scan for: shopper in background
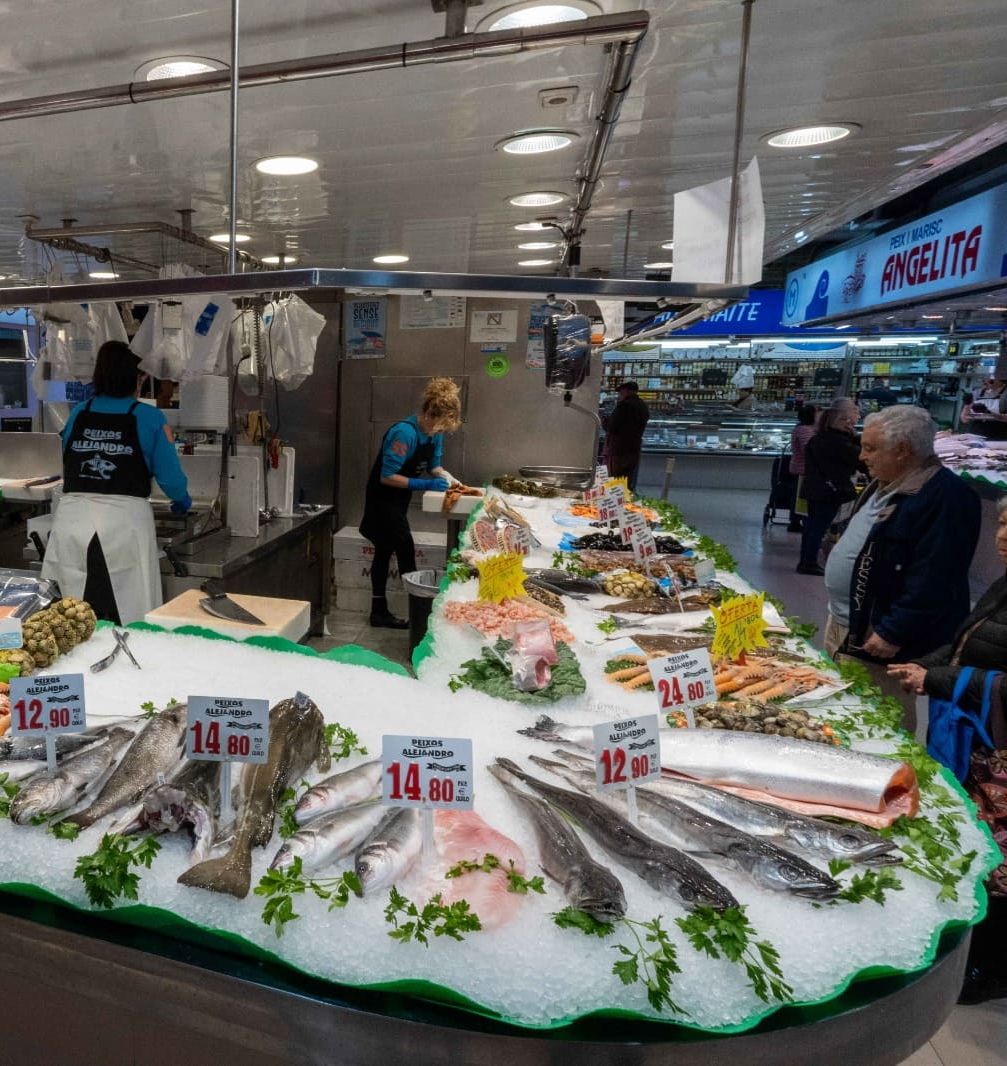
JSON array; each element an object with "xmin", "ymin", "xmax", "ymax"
[
  {"xmin": 359, "ymin": 377, "xmax": 463, "ymax": 629},
  {"xmin": 786, "ymin": 404, "xmax": 818, "ymax": 533},
  {"xmin": 823, "ymin": 404, "xmax": 980, "ymax": 731},
  {"xmin": 888, "ymin": 498, "xmax": 1007, "ymax": 1004},
  {"xmin": 42, "ymin": 341, "xmax": 191, "ymax": 625},
  {"xmin": 796, "ymin": 398, "xmax": 859, "ymax": 575},
  {"xmin": 961, "ymin": 376, "xmax": 1007, "ymax": 440},
  {"xmin": 857, "ymin": 376, "xmax": 899, "ymax": 409},
  {"xmin": 603, "ymin": 381, "xmax": 650, "ymax": 492}
]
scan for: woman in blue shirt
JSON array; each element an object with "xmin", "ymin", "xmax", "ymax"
[
  {"xmin": 42, "ymin": 341, "xmax": 191, "ymax": 624},
  {"xmin": 359, "ymin": 377, "xmax": 462, "ymax": 628}
]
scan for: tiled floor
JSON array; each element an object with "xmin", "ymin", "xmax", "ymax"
[{"xmin": 314, "ymin": 486, "xmax": 1006, "ymax": 1063}]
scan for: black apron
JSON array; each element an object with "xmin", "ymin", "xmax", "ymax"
[
  {"xmin": 359, "ymin": 421, "xmax": 435, "ymax": 548},
  {"xmin": 976, "ymin": 386, "xmax": 1007, "ymax": 441},
  {"xmin": 63, "ymin": 399, "xmax": 152, "ymax": 497}
]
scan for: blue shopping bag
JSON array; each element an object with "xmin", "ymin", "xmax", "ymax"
[{"xmin": 926, "ymin": 666, "xmax": 1000, "ymax": 782}]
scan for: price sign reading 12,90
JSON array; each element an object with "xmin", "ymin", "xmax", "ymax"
[
  {"xmin": 382, "ymin": 735, "xmax": 474, "ymax": 810},
  {"xmin": 9, "ymin": 673, "xmax": 86, "ymax": 737},
  {"xmin": 592, "ymin": 713, "xmax": 661, "ymax": 793},
  {"xmin": 186, "ymin": 697, "xmax": 270, "ymax": 764}
]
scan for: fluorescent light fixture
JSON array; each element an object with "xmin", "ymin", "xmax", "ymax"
[
  {"xmin": 518, "ymin": 259, "xmax": 554, "ymax": 267},
  {"xmin": 984, "ymin": 305, "xmax": 1007, "ymax": 312},
  {"xmin": 515, "ymin": 221, "xmax": 552, "ymax": 231},
  {"xmin": 660, "ymin": 241, "xmax": 674, "ymax": 251},
  {"xmin": 254, "ymin": 156, "xmax": 318, "ymax": 176},
  {"xmin": 509, "ymin": 191, "xmax": 568, "ymax": 207},
  {"xmin": 852, "ymin": 336, "xmax": 939, "ymax": 345},
  {"xmin": 136, "ymin": 56, "xmax": 226, "ymax": 81},
  {"xmin": 920, "ymin": 313, "xmax": 944, "ymax": 320},
  {"xmin": 480, "ymin": 2, "xmax": 598, "ymax": 32},
  {"xmin": 660, "ymin": 340, "xmax": 742, "ymax": 350},
  {"xmin": 764, "ymin": 123, "xmax": 859, "ymax": 149},
  {"xmin": 644, "ymin": 261, "xmax": 674, "ymax": 270},
  {"xmin": 834, "ymin": 323, "xmax": 852, "ymax": 329},
  {"xmin": 209, "ymin": 232, "xmax": 251, "ymax": 244},
  {"xmin": 261, "ymin": 255, "xmax": 298, "ymax": 265},
  {"xmin": 518, "ymin": 241, "xmax": 559, "ymax": 250},
  {"xmin": 373, "ymin": 254, "xmax": 410, "ymax": 265},
  {"xmin": 498, "ymin": 130, "xmax": 578, "ymax": 155},
  {"xmin": 89, "ymin": 271, "xmax": 119, "ymax": 280}
]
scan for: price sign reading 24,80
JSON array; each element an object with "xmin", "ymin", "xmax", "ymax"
[{"xmin": 382, "ymin": 735, "xmax": 474, "ymax": 810}]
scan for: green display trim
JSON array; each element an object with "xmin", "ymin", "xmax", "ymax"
[{"xmin": 959, "ymin": 470, "xmax": 1007, "ymax": 491}]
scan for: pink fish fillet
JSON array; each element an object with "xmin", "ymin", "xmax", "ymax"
[{"xmin": 422, "ymin": 810, "xmax": 528, "ymax": 930}]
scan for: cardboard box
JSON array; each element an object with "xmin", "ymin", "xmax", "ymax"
[
  {"xmin": 335, "ymin": 585, "xmax": 407, "ymax": 615},
  {"xmin": 333, "ymin": 526, "xmax": 447, "ymax": 591}
]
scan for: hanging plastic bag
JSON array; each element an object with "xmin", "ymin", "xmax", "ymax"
[
  {"xmin": 730, "ymin": 364, "xmax": 756, "ymax": 389},
  {"xmin": 268, "ymin": 295, "xmax": 325, "ymax": 390},
  {"xmin": 133, "ymin": 294, "xmax": 234, "ymax": 381}
]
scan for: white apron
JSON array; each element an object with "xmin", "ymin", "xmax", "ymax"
[{"xmin": 42, "ymin": 493, "xmax": 162, "ymax": 624}]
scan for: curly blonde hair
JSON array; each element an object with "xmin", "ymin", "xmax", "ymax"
[{"xmin": 422, "ymin": 377, "xmax": 462, "ymax": 433}]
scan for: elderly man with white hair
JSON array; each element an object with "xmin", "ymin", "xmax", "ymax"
[{"xmin": 822, "ymin": 404, "xmax": 980, "ymax": 730}]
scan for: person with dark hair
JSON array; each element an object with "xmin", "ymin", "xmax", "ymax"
[
  {"xmin": 786, "ymin": 404, "xmax": 818, "ymax": 532},
  {"xmin": 603, "ymin": 381, "xmax": 649, "ymax": 491},
  {"xmin": 42, "ymin": 341, "xmax": 191, "ymax": 624}
]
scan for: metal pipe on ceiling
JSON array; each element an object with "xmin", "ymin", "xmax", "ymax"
[
  {"xmin": 724, "ymin": 0, "xmax": 755, "ymax": 284},
  {"xmin": 227, "ymin": 0, "xmax": 241, "ymax": 275},
  {"xmin": 0, "ymin": 13, "xmax": 648, "ymax": 123}
]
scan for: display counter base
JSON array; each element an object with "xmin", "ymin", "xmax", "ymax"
[
  {"xmin": 639, "ymin": 450, "xmax": 775, "ymax": 491},
  {"xmin": 0, "ymin": 896, "xmax": 969, "ymax": 1066}
]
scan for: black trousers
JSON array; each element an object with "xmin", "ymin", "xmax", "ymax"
[
  {"xmin": 799, "ymin": 500, "xmax": 839, "ymax": 568},
  {"xmin": 369, "ymin": 531, "xmax": 416, "ymax": 601}
]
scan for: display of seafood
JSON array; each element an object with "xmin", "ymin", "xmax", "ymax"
[
  {"xmin": 631, "ymin": 634, "xmax": 712, "ymax": 656},
  {"xmin": 714, "ymin": 660, "xmax": 837, "ymax": 700},
  {"xmin": 571, "ymin": 531, "xmax": 686, "ymax": 554},
  {"xmin": 506, "ymin": 619, "xmax": 559, "ymax": 692},
  {"xmin": 271, "ymin": 801, "xmax": 387, "ymax": 875},
  {"xmin": 522, "ymin": 582, "xmax": 565, "ymax": 614},
  {"xmin": 444, "ymin": 598, "xmax": 575, "ymax": 644},
  {"xmin": 608, "ymin": 589, "xmax": 720, "ymax": 614},
  {"xmin": 0, "ymin": 597, "xmax": 98, "ymax": 673},
  {"xmin": 527, "ymin": 569, "xmax": 601, "ymax": 595},
  {"xmin": 294, "ymin": 759, "xmax": 383, "ymax": 825},
  {"xmin": 492, "ymin": 474, "xmax": 559, "ymax": 498},
  {"xmin": 669, "ymin": 701, "xmax": 838, "ymax": 744},
  {"xmin": 355, "ymin": 807, "xmax": 422, "ymax": 894},
  {"xmin": 441, "ymin": 484, "xmax": 483, "ymax": 513},
  {"xmin": 602, "ymin": 570, "xmax": 657, "ymax": 599},
  {"xmin": 569, "ymin": 502, "xmax": 658, "ymax": 522},
  {"xmin": 483, "ymin": 495, "xmax": 533, "ymax": 530}
]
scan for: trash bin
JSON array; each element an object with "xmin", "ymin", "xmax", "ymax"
[{"xmin": 402, "ymin": 569, "xmax": 443, "ymax": 654}]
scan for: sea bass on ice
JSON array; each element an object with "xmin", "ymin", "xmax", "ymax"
[
  {"xmin": 179, "ymin": 695, "xmax": 330, "ymax": 898},
  {"xmin": 293, "ymin": 759, "xmax": 382, "ymax": 826},
  {"xmin": 494, "ymin": 758, "xmax": 736, "ymax": 912},
  {"xmin": 489, "ymin": 761, "xmax": 626, "ymax": 922},
  {"xmin": 354, "ymin": 808, "xmax": 422, "ymax": 895},
  {"xmin": 270, "ymin": 800, "xmax": 386, "ymax": 875},
  {"xmin": 0, "ymin": 721, "xmax": 136, "ymax": 764},
  {"xmin": 64, "ymin": 706, "xmax": 188, "ymax": 829},
  {"xmin": 123, "ymin": 760, "xmax": 223, "ymax": 864},
  {"xmin": 9, "ymin": 729, "xmax": 133, "ymax": 825}
]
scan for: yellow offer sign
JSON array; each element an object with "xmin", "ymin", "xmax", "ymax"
[
  {"xmin": 478, "ymin": 552, "xmax": 527, "ymax": 603},
  {"xmin": 604, "ymin": 476, "xmax": 631, "ymax": 502},
  {"xmin": 710, "ymin": 592, "xmax": 768, "ymax": 661}
]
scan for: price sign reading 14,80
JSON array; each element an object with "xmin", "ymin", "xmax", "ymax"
[
  {"xmin": 592, "ymin": 713, "xmax": 661, "ymax": 793},
  {"xmin": 186, "ymin": 696, "xmax": 270, "ymax": 764},
  {"xmin": 382, "ymin": 735, "xmax": 474, "ymax": 809}
]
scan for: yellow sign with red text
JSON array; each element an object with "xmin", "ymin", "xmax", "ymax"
[
  {"xmin": 710, "ymin": 592, "xmax": 768, "ymax": 661},
  {"xmin": 604, "ymin": 477, "xmax": 631, "ymax": 503},
  {"xmin": 478, "ymin": 552, "xmax": 527, "ymax": 604}
]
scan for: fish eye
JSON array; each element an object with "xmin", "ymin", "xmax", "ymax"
[
  {"xmin": 780, "ymin": 864, "xmax": 801, "ymax": 882},
  {"xmin": 840, "ymin": 834, "xmax": 861, "ymax": 847},
  {"xmin": 679, "ymin": 884, "xmax": 697, "ymax": 901}
]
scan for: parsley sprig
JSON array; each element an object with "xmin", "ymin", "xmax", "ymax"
[
  {"xmin": 0, "ymin": 772, "xmax": 20, "ymax": 818},
  {"xmin": 325, "ymin": 722, "xmax": 368, "ymax": 762},
  {"xmin": 384, "ymin": 886, "xmax": 482, "ymax": 945},
  {"xmin": 596, "ymin": 615, "xmax": 619, "ymax": 636},
  {"xmin": 444, "ymin": 852, "xmax": 546, "ymax": 895},
  {"xmin": 277, "ymin": 787, "xmax": 300, "ymax": 840},
  {"xmin": 820, "ymin": 860, "xmax": 904, "ymax": 906},
  {"xmin": 73, "ymin": 833, "xmax": 161, "ymax": 909},
  {"xmin": 549, "ymin": 550, "xmax": 599, "ymax": 578},
  {"xmin": 254, "ymin": 856, "xmax": 363, "ymax": 937}
]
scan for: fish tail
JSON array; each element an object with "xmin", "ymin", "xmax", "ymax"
[
  {"xmin": 493, "ymin": 757, "xmax": 529, "ymax": 782},
  {"xmin": 62, "ymin": 805, "xmax": 99, "ymax": 829},
  {"xmin": 177, "ymin": 841, "xmax": 252, "ymax": 898},
  {"xmin": 528, "ymin": 754, "xmax": 570, "ymax": 775},
  {"xmin": 516, "ymin": 715, "xmax": 562, "ymax": 742}
]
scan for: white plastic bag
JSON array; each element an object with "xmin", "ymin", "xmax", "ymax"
[
  {"xmin": 133, "ymin": 294, "xmax": 234, "ymax": 381},
  {"xmin": 730, "ymin": 364, "xmax": 756, "ymax": 389},
  {"xmin": 268, "ymin": 295, "xmax": 325, "ymax": 390}
]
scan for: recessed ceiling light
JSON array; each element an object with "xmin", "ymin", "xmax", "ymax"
[
  {"xmin": 984, "ymin": 306, "xmax": 1007, "ymax": 312},
  {"xmin": 498, "ymin": 130, "xmax": 578, "ymax": 155},
  {"xmin": 136, "ymin": 56, "xmax": 226, "ymax": 81},
  {"xmin": 209, "ymin": 232, "xmax": 251, "ymax": 244},
  {"xmin": 518, "ymin": 241, "xmax": 559, "ymax": 250},
  {"xmin": 835, "ymin": 323, "xmax": 852, "ymax": 329},
  {"xmin": 518, "ymin": 258, "xmax": 554, "ymax": 267},
  {"xmin": 373, "ymin": 254, "xmax": 410, "ymax": 265},
  {"xmin": 254, "ymin": 156, "xmax": 319, "ymax": 176},
  {"xmin": 480, "ymin": 2, "xmax": 599, "ymax": 32},
  {"xmin": 261, "ymin": 255, "xmax": 299, "ymax": 265},
  {"xmin": 515, "ymin": 222, "xmax": 551, "ymax": 232},
  {"xmin": 764, "ymin": 123, "xmax": 859, "ymax": 148},
  {"xmin": 921, "ymin": 313, "xmax": 944, "ymax": 320},
  {"xmin": 509, "ymin": 191, "xmax": 568, "ymax": 207},
  {"xmin": 660, "ymin": 241, "xmax": 674, "ymax": 251},
  {"xmin": 89, "ymin": 271, "xmax": 119, "ymax": 280},
  {"xmin": 643, "ymin": 261, "xmax": 674, "ymax": 270}
]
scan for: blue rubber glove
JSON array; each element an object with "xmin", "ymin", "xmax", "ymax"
[
  {"xmin": 170, "ymin": 494, "xmax": 193, "ymax": 515},
  {"xmin": 407, "ymin": 477, "xmax": 450, "ymax": 492}
]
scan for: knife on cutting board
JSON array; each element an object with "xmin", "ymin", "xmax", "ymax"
[{"xmin": 198, "ymin": 581, "xmax": 266, "ymax": 626}]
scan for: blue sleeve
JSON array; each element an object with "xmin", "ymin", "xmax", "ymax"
[
  {"xmin": 432, "ymin": 433, "xmax": 444, "ymax": 470},
  {"xmin": 380, "ymin": 422, "xmax": 419, "ymax": 478},
  {"xmin": 136, "ymin": 406, "xmax": 189, "ymax": 502},
  {"xmin": 61, "ymin": 402, "xmax": 86, "ymax": 445}
]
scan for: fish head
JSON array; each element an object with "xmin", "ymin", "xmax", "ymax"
[
  {"xmin": 268, "ymin": 840, "xmax": 300, "ymax": 872},
  {"xmin": 355, "ymin": 848, "xmax": 397, "ymax": 893},
  {"xmin": 753, "ymin": 855, "xmax": 841, "ymax": 900},
  {"xmin": 293, "ymin": 791, "xmax": 328, "ymax": 825},
  {"xmin": 790, "ymin": 823, "xmax": 898, "ymax": 865},
  {"xmin": 9, "ymin": 779, "xmax": 71, "ymax": 825},
  {"xmin": 565, "ymin": 865, "xmax": 627, "ymax": 923},
  {"xmin": 673, "ymin": 870, "xmax": 738, "ymax": 912}
]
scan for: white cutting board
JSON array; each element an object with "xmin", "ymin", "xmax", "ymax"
[{"xmin": 145, "ymin": 589, "xmax": 310, "ymax": 642}]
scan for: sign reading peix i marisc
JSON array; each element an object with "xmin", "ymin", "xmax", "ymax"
[{"xmin": 783, "ymin": 180, "xmax": 1007, "ymax": 324}]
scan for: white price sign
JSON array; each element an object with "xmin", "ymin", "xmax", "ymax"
[
  {"xmin": 509, "ymin": 525, "xmax": 532, "ymax": 555},
  {"xmin": 650, "ymin": 649, "xmax": 716, "ymax": 725},
  {"xmin": 621, "ymin": 510, "xmax": 648, "ymax": 546},
  {"xmin": 9, "ymin": 673, "xmax": 86, "ymax": 737},
  {"xmin": 598, "ymin": 492, "xmax": 620, "ymax": 524},
  {"xmin": 693, "ymin": 559, "xmax": 716, "ymax": 585},
  {"xmin": 186, "ymin": 696, "xmax": 270, "ymax": 763},
  {"xmin": 630, "ymin": 526, "xmax": 658, "ymax": 565},
  {"xmin": 594, "ymin": 464, "xmax": 609, "ymax": 487},
  {"xmin": 0, "ymin": 617, "xmax": 23, "ymax": 650},
  {"xmin": 382, "ymin": 735, "xmax": 474, "ymax": 809},
  {"xmin": 584, "ymin": 484, "xmax": 606, "ymax": 503},
  {"xmin": 592, "ymin": 713, "xmax": 661, "ymax": 793}
]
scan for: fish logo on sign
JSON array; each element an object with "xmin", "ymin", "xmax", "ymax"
[
  {"xmin": 80, "ymin": 456, "xmax": 116, "ymax": 480},
  {"xmin": 487, "ymin": 312, "xmax": 502, "ymax": 327}
]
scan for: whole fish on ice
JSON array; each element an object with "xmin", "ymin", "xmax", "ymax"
[
  {"xmin": 179, "ymin": 695, "xmax": 330, "ymax": 898},
  {"xmin": 293, "ymin": 759, "xmax": 382, "ymax": 826},
  {"xmin": 0, "ymin": 721, "xmax": 135, "ymax": 764},
  {"xmin": 489, "ymin": 761, "xmax": 626, "ymax": 922},
  {"xmin": 122, "ymin": 760, "xmax": 222, "ymax": 864},
  {"xmin": 494, "ymin": 758, "xmax": 736, "ymax": 912},
  {"xmin": 271, "ymin": 800, "xmax": 386, "ymax": 874},
  {"xmin": 354, "ymin": 807, "xmax": 422, "ymax": 895}
]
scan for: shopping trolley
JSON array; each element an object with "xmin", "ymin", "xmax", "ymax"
[{"xmin": 762, "ymin": 447, "xmax": 799, "ymax": 529}]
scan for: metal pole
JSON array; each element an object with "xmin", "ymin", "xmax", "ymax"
[
  {"xmin": 228, "ymin": 0, "xmax": 240, "ymax": 275},
  {"xmin": 724, "ymin": 0, "xmax": 754, "ymax": 285},
  {"xmin": 622, "ymin": 209, "xmax": 633, "ymax": 275}
]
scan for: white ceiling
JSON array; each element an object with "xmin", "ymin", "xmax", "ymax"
[{"xmin": 0, "ymin": 0, "xmax": 1006, "ymax": 283}]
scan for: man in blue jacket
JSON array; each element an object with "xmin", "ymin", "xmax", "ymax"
[{"xmin": 823, "ymin": 404, "xmax": 980, "ymax": 732}]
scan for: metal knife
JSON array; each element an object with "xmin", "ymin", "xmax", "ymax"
[{"xmin": 198, "ymin": 581, "xmax": 266, "ymax": 626}]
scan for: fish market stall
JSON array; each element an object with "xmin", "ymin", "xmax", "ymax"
[{"xmin": 0, "ymin": 485, "xmax": 997, "ymax": 1063}]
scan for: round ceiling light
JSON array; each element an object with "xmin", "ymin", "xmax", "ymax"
[
  {"xmin": 89, "ymin": 271, "xmax": 119, "ymax": 280},
  {"xmin": 136, "ymin": 56, "xmax": 226, "ymax": 81},
  {"xmin": 261, "ymin": 255, "xmax": 299, "ymax": 265},
  {"xmin": 518, "ymin": 241, "xmax": 559, "ymax": 250},
  {"xmin": 498, "ymin": 130, "xmax": 578, "ymax": 155},
  {"xmin": 480, "ymin": 2, "xmax": 599, "ymax": 31},
  {"xmin": 373, "ymin": 254, "xmax": 410, "ymax": 265},
  {"xmin": 514, "ymin": 221, "xmax": 552, "ymax": 231},
  {"xmin": 209, "ymin": 232, "xmax": 251, "ymax": 244},
  {"xmin": 519, "ymin": 258, "xmax": 554, "ymax": 267},
  {"xmin": 509, "ymin": 191, "xmax": 568, "ymax": 207},
  {"xmin": 643, "ymin": 261, "xmax": 674, "ymax": 270},
  {"xmin": 254, "ymin": 156, "xmax": 319, "ymax": 176},
  {"xmin": 764, "ymin": 123, "xmax": 859, "ymax": 148},
  {"xmin": 660, "ymin": 241, "xmax": 674, "ymax": 251}
]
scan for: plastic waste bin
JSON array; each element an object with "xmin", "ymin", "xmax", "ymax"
[{"xmin": 402, "ymin": 569, "xmax": 443, "ymax": 654}]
